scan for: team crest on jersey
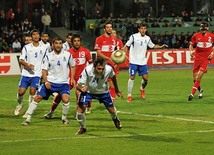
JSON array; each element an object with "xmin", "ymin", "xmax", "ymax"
[{"xmin": 40, "ymin": 50, "xmax": 43, "ymax": 54}]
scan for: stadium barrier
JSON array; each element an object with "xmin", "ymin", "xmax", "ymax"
[{"xmin": 1, "ymin": 49, "xmax": 214, "ymax": 75}]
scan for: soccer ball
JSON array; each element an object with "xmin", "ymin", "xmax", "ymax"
[{"xmin": 111, "ymin": 50, "xmax": 126, "ymax": 64}]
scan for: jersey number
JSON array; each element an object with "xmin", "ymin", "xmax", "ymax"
[{"xmin": 57, "ymin": 61, "xmax": 61, "ymax": 66}]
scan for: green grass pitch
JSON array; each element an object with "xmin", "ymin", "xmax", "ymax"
[{"xmin": 0, "ymin": 69, "xmax": 214, "ymax": 155}]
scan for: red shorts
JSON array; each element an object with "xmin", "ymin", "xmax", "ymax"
[{"xmin": 193, "ymin": 59, "xmax": 210, "ymax": 73}]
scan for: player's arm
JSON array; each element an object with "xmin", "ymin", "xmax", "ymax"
[
  {"xmin": 70, "ymin": 65, "xmax": 76, "ymax": 87},
  {"xmin": 42, "ymin": 69, "xmax": 51, "ymax": 89},
  {"xmin": 189, "ymin": 44, "xmax": 194, "ymax": 57},
  {"xmin": 19, "ymin": 59, "xmax": 34, "ymax": 70},
  {"xmin": 153, "ymin": 44, "xmax": 168, "ymax": 48},
  {"xmin": 96, "ymin": 49, "xmax": 111, "ymax": 61},
  {"xmin": 111, "ymin": 75, "xmax": 123, "ymax": 98},
  {"xmin": 208, "ymin": 47, "xmax": 214, "ymax": 60}
]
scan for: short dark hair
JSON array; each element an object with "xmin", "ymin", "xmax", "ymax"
[
  {"xmin": 103, "ymin": 21, "xmax": 112, "ymax": 29},
  {"xmin": 71, "ymin": 34, "xmax": 81, "ymax": 42},
  {"xmin": 66, "ymin": 33, "xmax": 73, "ymax": 38},
  {"xmin": 52, "ymin": 37, "xmax": 62, "ymax": 43},
  {"xmin": 94, "ymin": 57, "xmax": 106, "ymax": 67},
  {"xmin": 138, "ymin": 23, "xmax": 148, "ymax": 29},
  {"xmin": 30, "ymin": 29, "xmax": 40, "ymax": 36}
]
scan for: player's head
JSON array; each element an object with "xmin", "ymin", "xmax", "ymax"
[
  {"xmin": 93, "ymin": 58, "xmax": 106, "ymax": 75},
  {"xmin": 66, "ymin": 33, "xmax": 73, "ymax": 44},
  {"xmin": 30, "ymin": 29, "xmax": 40, "ymax": 42},
  {"xmin": 24, "ymin": 35, "xmax": 32, "ymax": 44},
  {"xmin": 103, "ymin": 21, "xmax": 112, "ymax": 36},
  {"xmin": 40, "ymin": 32, "xmax": 49, "ymax": 43},
  {"xmin": 71, "ymin": 34, "xmax": 81, "ymax": 49},
  {"xmin": 138, "ymin": 23, "xmax": 148, "ymax": 37},
  {"xmin": 52, "ymin": 37, "xmax": 63, "ymax": 53},
  {"xmin": 111, "ymin": 29, "xmax": 117, "ymax": 37},
  {"xmin": 200, "ymin": 22, "xmax": 209, "ymax": 34}
]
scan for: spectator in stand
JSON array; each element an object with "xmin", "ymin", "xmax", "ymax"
[
  {"xmin": 41, "ymin": 11, "xmax": 51, "ymax": 34},
  {"xmin": 70, "ymin": 4, "xmax": 77, "ymax": 30},
  {"xmin": 0, "ymin": 37, "xmax": 9, "ymax": 53},
  {"xmin": 162, "ymin": 21, "xmax": 171, "ymax": 27},
  {"xmin": 12, "ymin": 38, "xmax": 21, "ymax": 52},
  {"xmin": 182, "ymin": 11, "xmax": 192, "ymax": 22},
  {"xmin": 32, "ymin": 9, "xmax": 42, "ymax": 31},
  {"xmin": 193, "ymin": 20, "xmax": 201, "ymax": 26},
  {"xmin": 151, "ymin": 20, "xmax": 160, "ymax": 27},
  {"xmin": 77, "ymin": 6, "xmax": 86, "ymax": 32},
  {"xmin": 204, "ymin": 14, "xmax": 213, "ymax": 26},
  {"xmin": 6, "ymin": 8, "xmax": 15, "ymax": 26},
  {"xmin": 144, "ymin": 15, "xmax": 153, "ymax": 23},
  {"xmin": 92, "ymin": 2, "xmax": 101, "ymax": 19},
  {"xmin": 158, "ymin": 4, "xmax": 167, "ymax": 18},
  {"xmin": 15, "ymin": 8, "xmax": 23, "ymax": 24},
  {"xmin": 51, "ymin": 0, "xmax": 62, "ymax": 27},
  {"xmin": 195, "ymin": 15, "xmax": 203, "ymax": 22}
]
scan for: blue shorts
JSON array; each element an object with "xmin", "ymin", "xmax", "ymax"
[
  {"xmin": 78, "ymin": 92, "xmax": 114, "ymax": 108},
  {"xmin": 36, "ymin": 83, "xmax": 70, "ymax": 100},
  {"xmin": 129, "ymin": 64, "xmax": 148, "ymax": 76},
  {"xmin": 18, "ymin": 76, "xmax": 41, "ymax": 89}
]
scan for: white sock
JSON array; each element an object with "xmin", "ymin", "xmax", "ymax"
[
  {"xmin": 28, "ymin": 95, "xmax": 34, "ymax": 105},
  {"xmin": 26, "ymin": 101, "xmax": 38, "ymax": 122},
  {"xmin": 62, "ymin": 102, "xmax": 70, "ymax": 116},
  {"xmin": 127, "ymin": 79, "xmax": 134, "ymax": 96},
  {"xmin": 110, "ymin": 107, "xmax": 117, "ymax": 119},
  {"xmin": 77, "ymin": 112, "xmax": 86, "ymax": 128},
  {"xmin": 17, "ymin": 93, "xmax": 23, "ymax": 105}
]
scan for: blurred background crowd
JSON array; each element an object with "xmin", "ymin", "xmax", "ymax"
[{"xmin": 0, "ymin": 0, "xmax": 214, "ymax": 52}]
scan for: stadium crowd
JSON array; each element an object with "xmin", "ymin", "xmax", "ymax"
[{"xmin": 0, "ymin": 2, "xmax": 214, "ymax": 53}]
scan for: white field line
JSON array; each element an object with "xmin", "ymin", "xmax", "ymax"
[
  {"xmin": 117, "ymin": 111, "xmax": 214, "ymax": 124},
  {"xmin": 1, "ymin": 129, "xmax": 214, "ymax": 143}
]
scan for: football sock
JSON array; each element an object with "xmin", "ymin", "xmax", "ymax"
[
  {"xmin": 77, "ymin": 112, "xmax": 86, "ymax": 128},
  {"xmin": 141, "ymin": 79, "xmax": 148, "ymax": 89},
  {"xmin": 17, "ymin": 94, "xmax": 23, "ymax": 105},
  {"xmin": 28, "ymin": 95, "xmax": 34, "ymax": 105},
  {"xmin": 127, "ymin": 79, "xmax": 134, "ymax": 96},
  {"xmin": 26, "ymin": 101, "xmax": 38, "ymax": 122},
  {"xmin": 62, "ymin": 102, "xmax": 70, "ymax": 116},
  {"xmin": 191, "ymin": 80, "xmax": 200, "ymax": 95},
  {"xmin": 194, "ymin": 80, "xmax": 201, "ymax": 91},
  {"xmin": 51, "ymin": 102, "xmax": 59, "ymax": 112},
  {"xmin": 110, "ymin": 107, "xmax": 117, "ymax": 119}
]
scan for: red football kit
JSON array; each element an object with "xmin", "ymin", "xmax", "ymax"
[
  {"xmin": 68, "ymin": 46, "xmax": 92, "ymax": 82},
  {"xmin": 94, "ymin": 34, "xmax": 123, "ymax": 73},
  {"xmin": 190, "ymin": 32, "xmax": 214, "ymax": 73}
]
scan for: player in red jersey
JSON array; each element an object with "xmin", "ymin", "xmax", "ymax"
[
  {"xmin": 188, "ymin": 22, "xmax": 214, "ymax": 101},
  {"xmin": 44, "ymin": 34, "xmax": 93, "ymax": 118},
  {"xmin": 94, "ymin": 22, "xmax": 123, "ymax": 102}
]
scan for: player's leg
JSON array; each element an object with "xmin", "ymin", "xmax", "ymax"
[
  {"xmin": 127, "ymin": 64, "xmax": 137, "ymax": 102},
  {"xmin": 22, "ymin": 94, "xmax": 43, "ymax": 125},
  {"xmin": 108, "ymin": 80, "xmax": 116, "ymax": 103},
  {"xmin": 103, "ymin": 92, "xmax": 121, "ymax": 129},
  {"xmin": 44, "ymin": 93, "xmax": 61, "ymax": 119},
  {"xmin": 15, "ymin": 87, "xmax": 27, "ymax": 116},
  {"xmin": 23, "ymin": 77, "xmax": 41, "ymax": 118},
  {"xmin": 61, "ymin": 93, "xmax": 70, "ymax": 125},
  {"xmin": 139, "ymin": 65, "xmax": 148, "ymax": 99},
  {"xmin": 15, "ymin": 76, "xmax": 29, "ymax": 116},
  {"xmin": 188, "ymin": 71, "xmax": 204, "ymax": 100},
  {"xmin": 188, "ymin": 61, "xmax": 207, "ymax": 101},
  {"xmin": 76, "ymin": 92, "xmax": 91, "ymax": 135}
]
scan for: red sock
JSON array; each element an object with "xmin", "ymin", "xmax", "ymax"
[
  {"xmin": 191, "ymin": 80, "xmax": 200, "ymax": 95},
  {"xmin": 51, "ymin": 94, "xmax": 61, "ymax": 111},
  {"xmin": 109, "ymin": 87, "xmax": 116, "ymax": 99}
]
